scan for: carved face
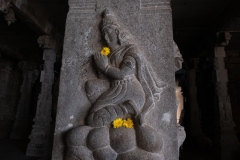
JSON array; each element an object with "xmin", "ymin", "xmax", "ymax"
[{"xmin": 103, "ymin": 27, "xmax": 119, "ymax": 46}]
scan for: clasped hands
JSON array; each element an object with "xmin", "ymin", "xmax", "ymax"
[{"xmin": 94, "ymin": 52, "xmax": 109, "ymax": 72}]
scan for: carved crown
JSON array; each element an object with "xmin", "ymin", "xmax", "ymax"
[{"xmin": 102, "ymin": 9, "xmax": 120, "ymax": 31}]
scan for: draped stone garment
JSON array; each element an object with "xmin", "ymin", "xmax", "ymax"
[{"xmin": 87, "ymin": 44, "xmax": 162, "ymax": 127}]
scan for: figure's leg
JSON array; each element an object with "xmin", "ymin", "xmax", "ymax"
[
  {"xmin": 87, "ymin": 102, "xmax": 136, "ymax": 127},
  {"xmin": 85, "ymin": 79, "xmax": 110, "ymax": 104}
]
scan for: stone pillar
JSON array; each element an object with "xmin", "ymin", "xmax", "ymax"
[
  {"xmin": 188, "ymin": 58, "xmax": 204, "ymax": 137},
  {"xmin": 26, "ymin": 35, "xmax": 56, "ymax": 157},
  {"xmin": 0, "ymin": 59, "xmax": 21, "ymax": 139},
  {"xmin": 214, "ymin": 39, "xmax": 240, "ymax": 159},
  {"xmin": 53, "ymin": 1, "xmax": 177, "ymax": 160},
  {"xmin": 10, "ymin": 61, "xmax": 39, "ymax": 139}
]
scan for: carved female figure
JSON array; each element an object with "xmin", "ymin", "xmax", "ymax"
[
  {"xmin": 86, "ymin": 9, "xmax": 162, "ymax": 127},
  {"xmin": 66, "ymin": 9, "xmax": 166, "ymax": 160}
]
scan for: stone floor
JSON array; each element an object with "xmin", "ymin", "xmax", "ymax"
[{"xmin": 0, "ymin": 139, "xmax": 39, "ymax": 160}]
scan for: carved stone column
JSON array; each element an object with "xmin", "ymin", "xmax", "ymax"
[
  {"xmin": 214, "ymin": 41, "xmax": 240, "ymax": 159},
  {"xmin": 0, "ymin": 59, "xmax": 21, "ymax": 138},
  {"xmin": 188, "ymin": 58, "xmax": 204, "ymax": 137},
  {"xmin": 26, "ymin": 35, "xmax": 56, "ymax": 157},
  {"xmin": 10, "ymin": 61, "xmax": 39, "ymax": 139}
]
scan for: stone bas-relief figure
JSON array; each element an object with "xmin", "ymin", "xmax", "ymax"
[{"xmin": 66, "ymin": 9, "xmax": 167, "ymax": 160}]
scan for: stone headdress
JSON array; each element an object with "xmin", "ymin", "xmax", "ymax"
[
  {"xmin": 102, "ymin": 9, "xmax": 120, "ymax": 31},
  {"xmin": 102, "ymin": 9, "xmax": 133, "ymax": 45}
]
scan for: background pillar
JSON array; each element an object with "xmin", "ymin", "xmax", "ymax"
[
  {"xmin": 214, "ymin": 36, "xmax": 240, "ymax": 159},
  {"xmin": 26, "ymin": 35, "xmax": 56, "ymax": 157},
  {"xmin": 10, "ymin": 61, "xmax": 39, "ymax": 139}
]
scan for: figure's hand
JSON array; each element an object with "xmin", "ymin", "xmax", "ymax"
[{"xmin": 94, "ymin": 52, "xmax": 109, "ymax": 72}]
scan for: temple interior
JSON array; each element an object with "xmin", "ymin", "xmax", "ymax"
[{"xmin": 0, "ymin": 0, "xmax": 240, "ymax": 159}]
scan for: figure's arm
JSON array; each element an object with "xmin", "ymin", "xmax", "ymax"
[{"xmin": 104, "ymin": 56, "xmax": 136, "ymax": 79}]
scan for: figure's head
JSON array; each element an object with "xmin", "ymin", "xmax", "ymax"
[
  {"xmin": 102, "ymin": 26, "xmax": 119, "ymax": 47},
  {"xmin": 102, "ymin": 9, "xmax": 133, "ymax": 47}
]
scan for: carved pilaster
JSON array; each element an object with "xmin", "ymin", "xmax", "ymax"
[
  {"xmin": 10, "ymin": 61, "xmax": 39, "ymax": 139},
  {"xmin": 188, "ymin": 58, "xmax": 204, "ymax": 137},
  {"xmin": 214, "ymin": 33, "xmax": 240, "ymax": 159},
  {"xmin": 27, "ymin": 36, "xmax": 56, "ymax": 157}
]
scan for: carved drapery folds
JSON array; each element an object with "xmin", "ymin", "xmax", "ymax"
[
  {"xmin": 27, "ymin": 35, "xmax": 56, "ymax": 157},
  {"xmin": 65, "ymin": 9, "xmax": 168, "ymax": 160}
]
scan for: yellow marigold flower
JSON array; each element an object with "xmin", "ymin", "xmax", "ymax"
[
  {"xmin": 112, "ymin": 118, "xmax": 123, "ymax": 128},
  {"xmin": 101, "ymin": 47, "xmax": 111, "ymax": 56},
  {"xmin": 123, "ymin": 118, "xmax": 134, "ymax": 128}
]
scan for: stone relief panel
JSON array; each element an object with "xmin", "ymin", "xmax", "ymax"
[
  {"xmin": 53, "ymin": 0, "xmax": 178, "ymax": 159},
  {"xmin": 65, "ymin": 9, "xmax": 167, "ymax": 160}
]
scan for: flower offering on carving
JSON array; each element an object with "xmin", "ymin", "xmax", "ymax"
[
  {"xmin": 123, "ymin": 118, "xmax": 134, "ymax": 128},
  {"xmin": 112, "ymin": 118, "xmax": 123, "ymax": 128},
  {"xmin": 100, "ymin": 47, "xmax": 111, "ymax": 56},
  {"xmin": 112, "ymin": 118, "xmax": 134, "ymax": 128}
]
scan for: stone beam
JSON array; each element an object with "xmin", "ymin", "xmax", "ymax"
[
  {"xmin": 10, "ymin": 0, "xmax": 52, "ymax": 35},
  {"xmin": 1, "ymin": 0, "xmax": 63, "ymax": 40}
]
